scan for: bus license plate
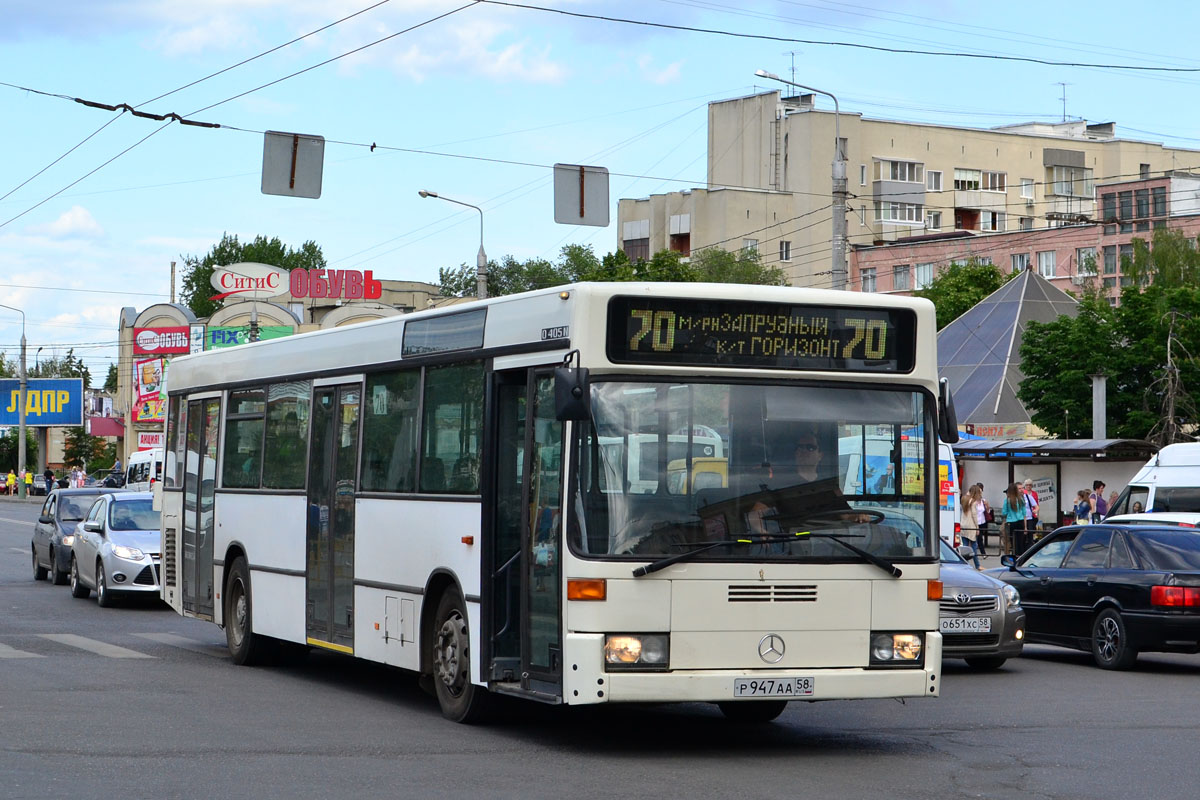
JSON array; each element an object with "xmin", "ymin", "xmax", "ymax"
[
  {"xmin": 940, "ymin": 617, "xmax": 992, "ymax": 633},
  {"xmin": 733, "ymin": 677, "xmax": 814, "ymax": 698}
]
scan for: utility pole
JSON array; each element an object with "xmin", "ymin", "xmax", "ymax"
[{"xmin": 0, "ymin": 303, "xmax": 27, "ymax": 498}]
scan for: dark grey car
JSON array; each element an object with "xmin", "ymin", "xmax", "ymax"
[{"xmin": 32, "ymin": 488, "xmax": 125, "ymax": 585}]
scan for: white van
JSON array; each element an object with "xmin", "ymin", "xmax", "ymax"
[
  {"xmin": 125, "ymin": 448, "xmax": 164, "ymax": 492},
  {"xmin": 1109, "ymin": 443, "xmax": 1200, "ymax": 516}
]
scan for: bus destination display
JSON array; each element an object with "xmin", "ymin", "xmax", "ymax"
[{"xmin": 607, "ymin": 297, "xmax": 915, "ymax": 372}]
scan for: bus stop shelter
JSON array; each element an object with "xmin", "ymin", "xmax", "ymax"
[{"xmin": 952, "ymin": 439, "xmax": 1156, "ymax": 528}]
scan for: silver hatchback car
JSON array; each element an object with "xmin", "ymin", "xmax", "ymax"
[
  {"xmin": 939, "ymin": 539, "xmax": 1026, "ymax": 669},
  {"xmin": 68, "ymin": 492, "xmax": 162, "ymax": 607}
]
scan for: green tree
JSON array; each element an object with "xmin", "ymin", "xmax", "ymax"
[
  {"xmin": 1123, "ymin": 228, "xmax": 1200, "ymax": 289},
  {"xmin": 180, "ymin": 233, "xmax": 327, "ymax": 317},
  {"xmin": 29, "ymin": 348, "xmax": 91, "ymax": 388},
  {"xmin": 0, "ymin": 429, "xmax": 38, "ymax": 472},
  {"xmin": 690, "ymin": 247, "xmax": 788, "ymax": 286},
  {"xmin": 914, "ymin": 258, "xmax": 1016, "ymax": 330},
  {"xmin": 63, "ymin": 426, "xmax": 107, "ymax": 469},
  {"xmin": 104, "ymin": 363, "xmax": 118, "ymax": 393}
]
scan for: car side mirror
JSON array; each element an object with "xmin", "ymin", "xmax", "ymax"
[
  {"xmin": 554, "ymin": 365, "xmax": 590, "ymax": 421},
  {"xmin": 82, "ymin": 521, "xmax": 103, "ymax": 533},
  {"xmin": 1000, "ymin": 554, "xmax": 1016, "ymax": 569},
  {"xmin": 38, "ymin": 514, "xmax": 53, "ymax": 524},
  {"xmin": 955, "ymin": 544, "xmax": 974, "ymax": 560},
  {"xmin": 938, "ymin": 377, "xmax": 960, "ymax": 444}
]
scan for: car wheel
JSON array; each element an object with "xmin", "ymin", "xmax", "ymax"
[
  {"xmin": 717, "ymin": 700, "xmax": 789, "ymax": 723},
  {"xmin": 1092, "ymin": 608, "xmax": 1137, "ymax": 670},
  {"xmin": 96, "ymin": 562, "xmax": 115, "ymax": 608},
  {"xmin": 430, "ymin": 589, "xmax": 491, "ymax": 723},
  {"xmin": 47, "ymin": 550, "xmax": 67, "ymax": 586},
  {"xmin": 32, "ymin": 548, "xmax": 48, "ymax": 581},
  {"xmin": 69, "ymin": 557, "xmax": 89, "ymax": 599},
  {"xmin": 964, "ymin": 656, "xmax": 1007, "ymax": 670},
  {"xmin": 225, "ymin": 556, "xmax": 276, "ymax": 666}
]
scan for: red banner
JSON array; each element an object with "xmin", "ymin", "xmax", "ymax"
[{"xmin": 134, "ymin": 327, "xmax": 192, "ymax": 354}]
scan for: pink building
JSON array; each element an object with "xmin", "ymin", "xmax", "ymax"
[{"xmin": 851, "ymin": 173, "xmax": 1200, "ymax": 302}]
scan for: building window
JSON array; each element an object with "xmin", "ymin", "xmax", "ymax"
[
  {"xmin": 623, "ymin": 219, "xmax": 650, "ymax": 262},
  {"xmin": 1037, "ymin": 250, "xmax": 1056, "ymax": 277},
  {"xmin": 893, "ymin": 264, "xmax": 911, "ymax": 290},
  {"xmin": 742, "ymin": 238, "xmax": 758, "ymax": 255},
  {"xmin": 954, "ymin": 168, "xmax": 981, "ymax": 191},
  {"xmin": 875, "ymin": 160, "xmax": 923, "ymax": 183},
  {"xmin": 1118, "ymin": 191, "xmax": 1133, "ymax": 220},
  {"xmin": 1103, "ymin": 245, "xmax": 1117, "ymax": 274},
  {"xmin": 623, "ymin": 238, "xmax": 649, "ymax": 262},
  {"xmin": 1103, "ymin": 277, "xmax": 1117, "ymax": 289},
  {"xmin": 779, "ymin": 240, "xmax": 791, "ymax": 262},
  {"xmin": 1076, "ymin": 247, "xmax": 1098, "ymax": 276},
  {"xmin": 1011, "ymin": 253, "xmax": 1030, "ymax": 273},
  {"xmin": 875, "ymin": 201, "xmax": 923, "ymax": 223},
  {"xmin": 860, "ymin": 164, "xmax": 867, "ymax": 186},
  {"xmin": 915, "ymin": 263, "xmax": 934, "ymax": 289},
  {"xmin": 1119, "ymin": 222, "xmax": 1134, "ymax": 234},
  {"xmin": 1136, "ymin": 221, "xmax": 1150, "ymax": 232},
  {"xmin": 1152, "ymin": 186, "xmax": 1167, "ymax": 216},
  {"xmin": 925, "ymin": 210, "xmax": 942, "ymax": 230},
  {"xmin": 982, "ymin": 171, "xmax": 1006, "ymax": 192},
  {"xmin": 1020, "ymin": 178, "xmax": 1035, "ymax": 199},
  {"xmin": 1140, "ymin": 163, "xmax": 1151, "ymax": 179},
  {"xmin": 1048, "ymin": 165, "xmax": 1094, "ymax": 197},
  {"xmin": 1135, "ymin": 189, "xmax": 1149, "ymax": 218},
  {"xmin": 1019, "ymin": 217, "xmax": 1033, "ymax": 231},
  {"xmin": 980, "ymin": 211, "xmax": 1005, "ymax": 232},
  {"xmin": 1119, "ymin": 243, "xmax": 1134, "ymax": 269},
  {"xmin": 1154, "ymin": 220, "xmax": 1168, "ymax": 230},
  {"xmin": 669, "ymin": 213, "xmax": 690, "ymax": 255},
  {"xmin": 1101, "ymin": 193, "xmax": 1116, "ymax": 222},
  {"xmin": 861, "ymin": 267, "xmax": 877, "ymax": 293},
  {"xmin": 926, "ymin": 171, "xmax": 942, "ymax": 191}
]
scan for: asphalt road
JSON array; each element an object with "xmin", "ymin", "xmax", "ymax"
[{"xmin": 2, "ymin": 496, "xmax": 1198, "ymax": 799}]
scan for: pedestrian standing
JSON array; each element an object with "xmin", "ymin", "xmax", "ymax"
[
  {"xmin": 976, "ymin": 482, "xmax": 991, "ymax": 555},
  {"xmin": 960, "ymin": 485, "xmax": 982, "ymax": 568},
  {"xmin": 1074, "ymin": 490, "xmax": 1092, "ymax": 525},
  {"xmin": 1089, "ymin": 480, "xmax": 1108, "ymax": 523},
  {"xmin": 44, "ymin": 468, "xmax": 55, "ymax": 493},
  {"xmin": 1022, "ymin": 479, "xmax": 1041, "ymax": 534},
  {"xmin": 5, "ymin": 469, "xmax": 15, "ymax": 496},
  {"xmin": 1001, "ymin": 482, "xmax": 1026, "ymax": 556},
  {"xmin": 23, "ymin": 470, "xmax": 32, "ymax": 494}
]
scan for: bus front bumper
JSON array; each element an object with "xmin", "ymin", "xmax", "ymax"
[{"xmin": 562, "ymin": 632, "xmax": 942, "ymax": 705}]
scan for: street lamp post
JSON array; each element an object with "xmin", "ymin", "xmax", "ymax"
[
  {"xmin": 418, "ymin": 190, "xmax": 488, "ymax": 299},
  {"xmin": 0, "ymin": 303, "xmax": 27, "ymax": 499},
  {"xmin": 755, "ymin": 69, "xmax": 848, "ymax": 291}
]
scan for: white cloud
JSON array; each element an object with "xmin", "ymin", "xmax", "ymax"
[
  {"xmin": 26, "ymin": 206, "xmax": 104, "ymax": 239},
  {"xmin": 636, "ymin": 55, "xmax": 684, "ymax": 85}
]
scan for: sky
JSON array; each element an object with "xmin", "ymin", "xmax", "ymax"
[{"xmin": 3, "ymin": 0, "xmax": 1200, "ymax": 386}]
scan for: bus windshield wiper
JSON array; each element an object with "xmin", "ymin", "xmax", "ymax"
[{"xmin": 631, "ymin": 532, "xmax": 902, "ymax": 578}]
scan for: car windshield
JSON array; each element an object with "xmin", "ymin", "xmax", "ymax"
[
  {"xmin": 1128, "ymin": 529, "xmax": 1200, "ymax": 571},
  {"xmin": 59, "ymin": 501, "xmax": 88, "ymax": 521},
  {"xmin": 939, "ymin": 539, "xmax": 966, "ymax": 564},
  {"xmin": 108, "ymin": 499, "xmax": 160, "ymax": 531},
  {"xmin": 571, "ymin": 380, "xmax": 935, "ymax": 561}
]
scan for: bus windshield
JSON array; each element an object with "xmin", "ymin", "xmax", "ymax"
[{"xmin": 571, "ymin": 380, "xmax": 934, "ymax": 561}]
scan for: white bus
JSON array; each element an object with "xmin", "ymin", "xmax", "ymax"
[{"xmin": 160, "ymin": 282, "xmax": 956, "ymax": 723}]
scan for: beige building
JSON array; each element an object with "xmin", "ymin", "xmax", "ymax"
[{"xmin": 618, "ymin": 90, "xmax": 1200, "ymax": 286}]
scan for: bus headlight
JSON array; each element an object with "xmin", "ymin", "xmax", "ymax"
[
  {"xmin": 604, "ymin": 634, "xmax": 669, "ymax": 671},
  {"xmin": 870, "ymin": 632, "xmax": 923, "ymax": 665}
]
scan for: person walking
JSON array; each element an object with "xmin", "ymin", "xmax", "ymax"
[
  {"xmin": 5, "ymin": 469, "xmax": 15, "ymax": 496},
  {"xmin": 23, "ymin": 470, "xmax": 32, "ymax": 495},
  {"xmin": 960, "ymin": 485, "xmax": 983, "ymax": 568},
  {"xmin": 1001, "ymin": 482, "xmax": 1026, "ymax": 556}
]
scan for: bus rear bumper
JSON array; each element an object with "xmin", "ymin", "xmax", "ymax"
[{"xmin": 562, "ymin": 632, "xmax": 941, "ymax": 705}]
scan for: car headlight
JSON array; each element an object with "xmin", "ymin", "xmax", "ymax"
[
  {"xmin": 604, "ymin": 634, "xmax": 670, "ymax": 671},
  {"xmin": 1002, "ymin": 583, "xmax": 1021, "ymax": 610},
  {"xmin": 62, "ymin": 535, "xmax": 74, "ymax": 546},
  {"xmin": 870, "ymin": 632, "xmax": 923, "ymax": 666},
  {"xmin": 111, "ymin": 545, "xmax": 145, "ymax": 560}
]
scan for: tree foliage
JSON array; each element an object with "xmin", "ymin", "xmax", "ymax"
[
  {"xmin": 104, "ymin": 363, "xmax": 118, "ymax": 393},
  {"xmin": 28, "ymin": 348, "xmax": 91, "ymax": 389},
  {"xmin": 0, "ymin": 429, "xmax": 38, "ymax": 472},
  {"xmin": 437, "ymin": 245, "xmax": 786, "ymax": 298},
  {"xmin": 914, "ymin": 258, "xmax": 1016, "ymax": 330},
  {"xmin": 1019, "ymin": 230, "xmax": 1200, "ymax": 441},
  {"xmin": 180, "ymin": 233, "xmax": 327, "ymax": 318},
  {"xmin": 63, "ymin": 426, "xmax": 107, "ymax": 469}
]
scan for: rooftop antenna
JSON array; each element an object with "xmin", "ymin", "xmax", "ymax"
[
  {"xmin": 783, "ymin": 50, "xmax": 802, "ymax": 87},
  {"xmin": 1055, "ymin": 82, "xmax": 1071, "ymax": 122}
]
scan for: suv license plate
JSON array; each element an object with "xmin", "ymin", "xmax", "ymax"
[{"xmin": 733, "ymin": 677, "xmax": 814, "ymax": 698}]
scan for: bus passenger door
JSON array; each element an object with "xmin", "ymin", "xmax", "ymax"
[
  {"xmin": 489, "ymin": 369, "xmax": 564, "ymax": 695},
  {"xmin": 306, "ymin": 384, "xmax": 361, "ymax": 652},
  {"xmin": 182, "ymin": 397, "xmax": 219, "ymax": 619}
]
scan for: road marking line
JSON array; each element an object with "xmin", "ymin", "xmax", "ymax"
[
  {"xmin": 0, "ymin": 516, "xmax": 36, "ymax": 525},
  {"xmin": 132, "ymin": 632, "xmax": 227, "ymax": 657},
  {"xmin": 0, "ymin": 642, "xmax": 44, "ymax": 659},
  {"xmin": 38, "ymin": 634, "xmax": 155, "ymax": 659},
  {"xmin": 8, "ymin": 547, "xmax": 26, "ymax": 554}
]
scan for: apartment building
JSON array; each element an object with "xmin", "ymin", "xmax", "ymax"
[
  {"xmin": 851, "ymin": 173, "xmax": 1200, "ymax": 301},
  {"xmin": 617, "ymin": 90, "xmax": 1200, "ymax": 287}
]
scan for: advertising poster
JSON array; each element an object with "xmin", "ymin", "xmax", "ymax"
[
  {"xmin": 206, "ymin": 325, "xmax": 293, "ymax": 349},
  {"xmin": 134, "ymin": 397, "xmax": 167, "ymax": 423},
  {"xmin": 135, "ymin": 357, "xmax": 164, "ymax": 401},
  {"xmin": 0, "ymin": 378, "xmax": 84, "ymax": 426}
]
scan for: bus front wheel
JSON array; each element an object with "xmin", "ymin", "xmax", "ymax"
[
  {"xmin": 225, "ymin": 556, "xmax": 275, "ymax": 666},
  {"xmin": 717, "ymin": 700, "xmax": 788, "ymax": 723},
  {"xmin": 430, "ymin": 589, "xmax": 491, "ymax": 723}
]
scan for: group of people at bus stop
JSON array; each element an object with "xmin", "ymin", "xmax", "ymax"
[{"xmin": 958, "ymin": 478, "xmax": 1119, "ymax": 568}]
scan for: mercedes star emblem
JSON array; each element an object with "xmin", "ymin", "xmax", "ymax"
[{"xmin": 758, "ymin": 633, "xmax": 785, "ymax": 663}]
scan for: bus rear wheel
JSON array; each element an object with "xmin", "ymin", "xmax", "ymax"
[
  {"xmin": 717, "ymin": 700, "xmax": 788, "ymax": 723},
  {"xmin": 225, "ymin": 556, "xmax": 276, "ymax": 666},
  {"xmin": 430, "ymin": 589, "xmax": 491, "ymax": 723}
]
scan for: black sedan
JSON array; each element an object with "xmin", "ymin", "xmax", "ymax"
[{"xmin": 988, "ymin": 523, "xmax": 1200, "ymax": 670}]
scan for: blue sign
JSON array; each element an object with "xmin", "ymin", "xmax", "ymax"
[{"xmin": 0, "ymin": 378, "xmax": 85, "ymax": 426}]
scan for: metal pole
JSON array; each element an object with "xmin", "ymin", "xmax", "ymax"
[
  {"xmin": 755, "ymin": 70, "xmax": 847, "ymax": 290},
  {"xmin": 0, "ymin": 303, "xmax": 27, "ymax": 498},
  {"xmin": 419, "ymin": 190, "xmax": 488, "ymax": 299}
]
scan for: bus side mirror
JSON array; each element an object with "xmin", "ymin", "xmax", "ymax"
[
  {"xmin": 938, "ymin": 378, "xmax": 959, "ymax": 444},
  {"xmin": 554, "ymin": 366, "xmax": 591, "ymax": 421}
]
